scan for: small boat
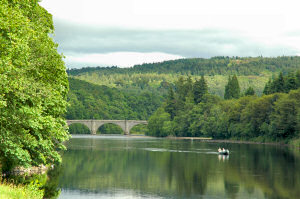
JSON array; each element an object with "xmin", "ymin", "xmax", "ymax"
[{"xmin": 218, "ymin": 149, "xmax": 229, "ymax": 155}]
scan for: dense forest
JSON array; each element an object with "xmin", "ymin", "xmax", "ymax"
[
  {"xmin": 147, "ymin": 71, "xmax": 300, "ymax": 145},
  {"xmin": 66, "ymin": 78, "xmax": 162, "ymax": 134},
  {"xmin": 67, "ymin": 56, "xmax": 300, "ymax": 97}
]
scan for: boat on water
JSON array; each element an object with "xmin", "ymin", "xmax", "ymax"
[
  {"xmin": 218, "ymin": 150, "xmax": 229, "ymax": 155},
  {"xmin": 218, "ymin": 148, "xmax": 229, "ymax": 155}
]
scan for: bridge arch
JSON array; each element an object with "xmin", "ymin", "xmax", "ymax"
[
  {"xmin": 68, "ymin": 123, "xmax": 91, "ymax": 134},
  {"xmin": 129, "ymin": 123, "xmax": 148, "ymax": 135},
  {"xmin": 67, "ymin": 120, "xmax": 148, "ymax": 135},
  {"xmin": 97, "ymin": 123, "xmax": 124, "ymax": 134}
]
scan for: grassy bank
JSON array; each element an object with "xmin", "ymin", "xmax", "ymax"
[{"xmin": 0, "ymin": 182, "xmax": 43, "ymax": 199}]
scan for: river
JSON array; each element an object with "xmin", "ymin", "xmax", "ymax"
[{"xmin": 57, "ymin": 135, "xmax": 300, "ymax": 199}]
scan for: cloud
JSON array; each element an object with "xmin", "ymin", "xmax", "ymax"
[
  {"xmin": 52, "ymin": 19, "xmax": 299, "ymax": 68},
  {"xmin": 66, "ymin": 52, "xmax": 183, "ymax": 68}
]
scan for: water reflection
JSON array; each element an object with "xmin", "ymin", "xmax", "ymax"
[
  {"xmin": 218, "ymin": 154, "xmax": 229, "ymax": 162},
  {"xmin": 57, "ymin": 136, "xmax": 300, "ymax": 199}
]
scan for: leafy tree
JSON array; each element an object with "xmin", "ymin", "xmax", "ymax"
[
  {"xmin": 270, "ymin": 90, "xmax": 300, "ymax": 139},
  {"xmin": 147, "ymin": 108, "xmax": 171, "ymax": 137},
  {"xmin": 0, "ymin": 0, "xmax": 69, "ymax": 170}
]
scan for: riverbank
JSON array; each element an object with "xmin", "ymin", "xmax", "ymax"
[{"xmin": 0, "ymin": 182, "xmax": 43, "ymax": 199}]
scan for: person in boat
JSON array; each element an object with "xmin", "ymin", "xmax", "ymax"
[
  {"xmin": 222, "ymin": 148, "xmax": 225, "ymax": 152},
  {"xmin": 218, "ymin": 147, "xmax": 222, "ymax": 152}
]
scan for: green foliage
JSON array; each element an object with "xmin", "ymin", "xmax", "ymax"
[
  {"xmin": 67, "ymin": 56, "xmax": 300, "ymax": 100},
  {"xmin": 130, "ymin": 124, "xmax": 148, "ymax": 135},
  {"xmin": 147, "ymin": 75, "xmax": 300, "ymax": 142},
  {"xmin": 68, "ymin": 123, "xmax": 90, "ymax": 134},
  {"xmin": 263, "ymin": 70, "xmax": 300, "ymax": 95},
  {"xmin": 97, "ymin": 124, "xmax": 123, "ymax": 134},
  {"xmin": 164, "ymin": 87, "xmax": 176, "ymax": 119},
  {"xmin": 0, "ymin": 182, "xmax": 44, "ymax": 199},
  {"xmin": 66, "ymin": 78, "xmax": 162, "ymax": 121},
  {"xmin": 0, "ymin": 0, "xmax": 69, "ymax": 171},
  {"xmin": 224, "ymin": 75, "xmax": 240, "ymax": 99},
  {"xmin": 147, "ymin": 108, "xmax": 172, "ymax": 137},
  {"xmin": 68, "ymin": 56, "xmax": 300, "ymax": 76},
  {"xmin": 244, "ymin": 87, "xmax": 255, "ymax": 96},
  {"xmin": 193, "ymin": 75, "xmax": 208, "ymax": 103}
]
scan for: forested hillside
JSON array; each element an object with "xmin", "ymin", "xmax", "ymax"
[
  {"xmin": 67, "ymin": 56, "xmax": 300, "ymax": 97},
  {"xmin": 68, "ymin": 56, "xmax": 300, "ymax": 76},
  {"xmin": 66, "ymin": 78, "xmax": 162, "ymax": 120}
]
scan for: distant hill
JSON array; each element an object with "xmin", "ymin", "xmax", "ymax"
[
  {"xmin": 67, "ymin": 56, "xmax": 300, "ymax": 97},
  {"xmin": 68, "ymin": 56, "xmax": 300, "ymax": 76}
]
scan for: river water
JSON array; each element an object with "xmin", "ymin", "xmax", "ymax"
[{"xmin": 57, "ymin": 135, "xmax": 300, "ymax": 199}]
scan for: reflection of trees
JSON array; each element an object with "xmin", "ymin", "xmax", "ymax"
[
  {"xmin": 223, "ymin": 144, "xmax": 300, "ymax": 199},
  {"xmin": 43, "ymin": 165, "xmax": 62, "ymax": 199},
  {"xmin": 59, "ymin": 139, "xmax": 211, "ymax": 197},
  {"xmin": 224, "ymin": 180, "xmax": 239, "ymax": 199},
  {"xmin": 58, "ymin": 139, "xmax": 300, "ymax": 199}
]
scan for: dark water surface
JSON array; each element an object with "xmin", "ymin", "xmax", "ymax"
[{"xmin": 58, "ymin": 135, "xmax": 300, "ymax": 199}]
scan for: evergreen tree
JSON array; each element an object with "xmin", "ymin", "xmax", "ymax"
[
  {"xmin": 165, "ymin": 87, "xmax": 176, "ymax": 120},
  {"xmin": 285, "ymin": 72, "xmax": 297, "ymax": 92},
  {"xmin": 185, "ymin": 91, "xmax": 195, "ymax": 110},
  {"xmin": 245, "ymin": 87, "xmax": 255, "ymax": 96},
  {"xmin": 185, "ymin": 76, "xmax": 193, "ymax": 92},
  {"xmin": 296, "ymin": 70, "xmax": 300, "ymax": 87},
  {"xmin": 224, "ymin": 75, "xmax": 240, "ymax": 99},
  {"xmin": 263, "ymin": 79, "xmax": 272, "ymax": 95},
  {"xmin": 224, "ymin": 76, "xmax": 232, "ymax": 99},
  {"xmin": 193, "ymin": 75, "xmax": 208, "ymax": 103},
  {"xmin": 175, "ymin": 76, "xmax": 186, "ymax": 101},
  {"xmin": 273, "ymin": 72, "xmax": 285, "ymax": 93}
]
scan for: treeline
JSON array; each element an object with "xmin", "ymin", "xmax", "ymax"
[
  {"xmin": 264, "ymin": 71, "xmax": 300, "ymax": 94},
  {"xmin": 67, "ymin": 56, "xmax": 300, "ymax": 76},
  {"xmin": 67, "ymin": 77, "xmax": 162, "ymax": 120},
  {"xmin": 147, "ymin": 73, "xmax": 300, "ymax": 144}
]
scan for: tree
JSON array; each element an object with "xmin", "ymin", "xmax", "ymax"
[
  {"xmin": 263, "ymin": 79, "xmax": 272, "ymax": 95},
  {"xmin": 193, "ymin": 75, "xmax": 208, "ymax": 103},
  {"xmin": 224, "ymin": 75, "xmax": 240, "ymax": 99},
  {"xmin": 147, "ymin": 108, "xmax": 171, "ymax": 137},
  {"xmin": 296, "ymin": 70, "xmax": 300, "ymax": 87},
  {"xmin": 273, "ymin": 72, "xmax": 285, "ymax": 93},
  {"xmin": 165, "ymin": 87, "xmax": 176, "ymax": 120},
  {"xmin": 0, "ymin": 1, "xmax": 69, "ymax": 170},
  {"xmin": 285, "ymin": 72, "xmax": 297, "ymax": 92},
  {"xmin": 245, "ymin": 87, "xmax": 255, "ymax": 96}
]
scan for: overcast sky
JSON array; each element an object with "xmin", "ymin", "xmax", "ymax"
[{"xmin": 40, "ymin": 0, "xmax": 300, "ymax": 68}]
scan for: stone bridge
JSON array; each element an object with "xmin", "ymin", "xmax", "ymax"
[{"xmin": 66, "ymin": 120, "xmax": 148, "ymax": 135}]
